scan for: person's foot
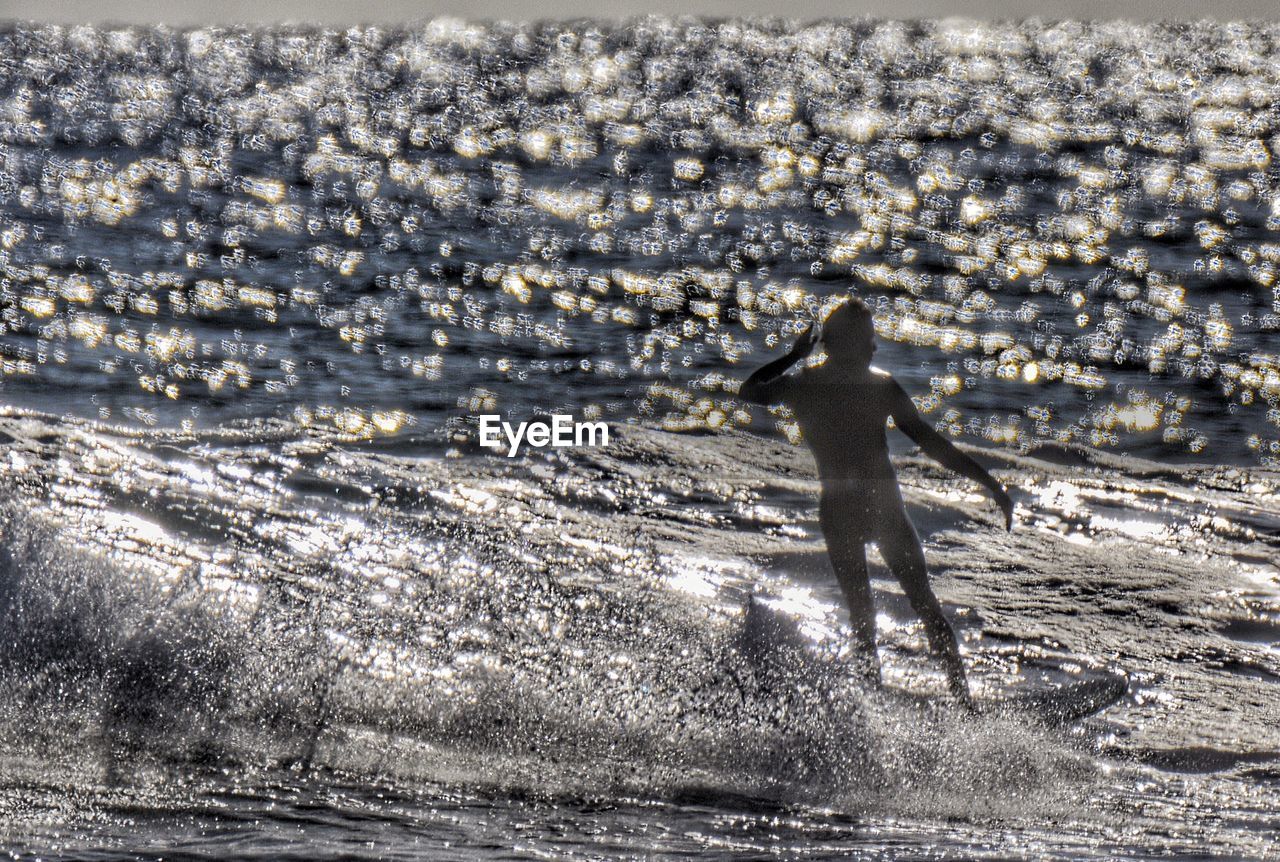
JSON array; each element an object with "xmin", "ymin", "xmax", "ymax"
[{"xmin": 852, "ymin": 652, "xmax": 882, "ymax": 690}]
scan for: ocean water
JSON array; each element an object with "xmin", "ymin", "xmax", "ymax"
[{"xmin": 1, "ymin": 17, "xmax": 1280, "ymax": 860}]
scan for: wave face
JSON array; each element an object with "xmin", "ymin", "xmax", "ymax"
[
  {"xmin": 0, "ymin": 21, "xmax": 1279, "ymax": 464},
  {"xmin": 1, "ymin": 412, "xmax": 1279, "ymax": 858}
]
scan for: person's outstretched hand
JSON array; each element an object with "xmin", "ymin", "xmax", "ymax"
[{"xmin": 993, "ymin": 483, "xmax": 1015, "ymax": 530}]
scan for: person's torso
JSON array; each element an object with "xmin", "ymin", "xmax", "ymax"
[{"xmin": 783, "ymin": 366, "xmax": 898, "ymax": 496}]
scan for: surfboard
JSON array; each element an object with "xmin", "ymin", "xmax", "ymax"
[
  {"xmin": 881, "ymin": 673, "xmax": 1127, "ymax": 724},
  {"xmin": 980, "ymin": 673, "xmax": 1128, "ymax": 726},
  {"xmin": 736, "ymin": 594, "xmax": 1128, "ymax": 725}
]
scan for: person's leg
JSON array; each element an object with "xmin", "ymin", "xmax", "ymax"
[
  {"xmin": 876, "ymin": 506, "xmax": 971, "ymax": 704},
  {"xmin": 819, "ymin": 497, "xmax": 881, "ymax": 687}
]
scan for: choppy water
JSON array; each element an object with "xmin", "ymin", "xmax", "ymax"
[
  {"xmin": 2, "ymin": 19, "xmax": 1280, "ymax": 461},
  {"xmin": 1, "ymin": 17, "xmax": 1280, "ymax": 861},
  {"xmin": 2, "ymin": 415, "xmax": 1279, "ymax": 859}
]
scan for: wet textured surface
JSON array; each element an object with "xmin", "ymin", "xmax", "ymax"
[
  {"xmin": 2, "ymin": 17, "xmax": 1280, "ymax": 861},
  {"xmin": 1, "ymin": 412, "xmax": 1278, "ymax": 858}
]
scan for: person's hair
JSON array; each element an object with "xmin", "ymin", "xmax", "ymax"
[{"xmin": 822, "ymin": 296, "xmax": 872, "ymax": 333}]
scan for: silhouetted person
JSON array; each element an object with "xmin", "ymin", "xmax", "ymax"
[{"xmin": 740, "ymin": 297, "xmax": 1013, "ymax": 706}]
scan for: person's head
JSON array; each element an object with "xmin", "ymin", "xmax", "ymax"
[{"xmin": 821, "ymin": 297, "xmax": 876, "ymax": 367}]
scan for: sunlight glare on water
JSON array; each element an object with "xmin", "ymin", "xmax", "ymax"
[
  {"xmin": 0, "ymin": 21, "xmax": 1279, "ymax": 466},
  {"xmin": 2, "ymin": 17, "xmax": 1280, "ymax": 862}
]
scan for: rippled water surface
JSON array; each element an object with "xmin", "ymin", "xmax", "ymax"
[
  {"xmin": 2, "ymin": 19, "xmax": 1280, "ymax": 460},
  {"xmin": 2, "ymin": 18, "xmax": 1280, "ymax": 861}
]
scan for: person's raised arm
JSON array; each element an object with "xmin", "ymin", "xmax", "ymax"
[
  {"xmin": 738, "ymin": 320, "xmax": 821, "ymax": 405},
  {"xmin": 887, "ymin": 379, "xmax": 1015, "ymax": 529}
]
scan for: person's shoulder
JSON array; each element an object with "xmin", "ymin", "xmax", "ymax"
[
  {"xmin": 870, "ymin": 368, "xmax": 914, "ymax": 405},
  {"xmin": 868, "ymin": 366, "xmax": 900, "ymax": 391}
]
